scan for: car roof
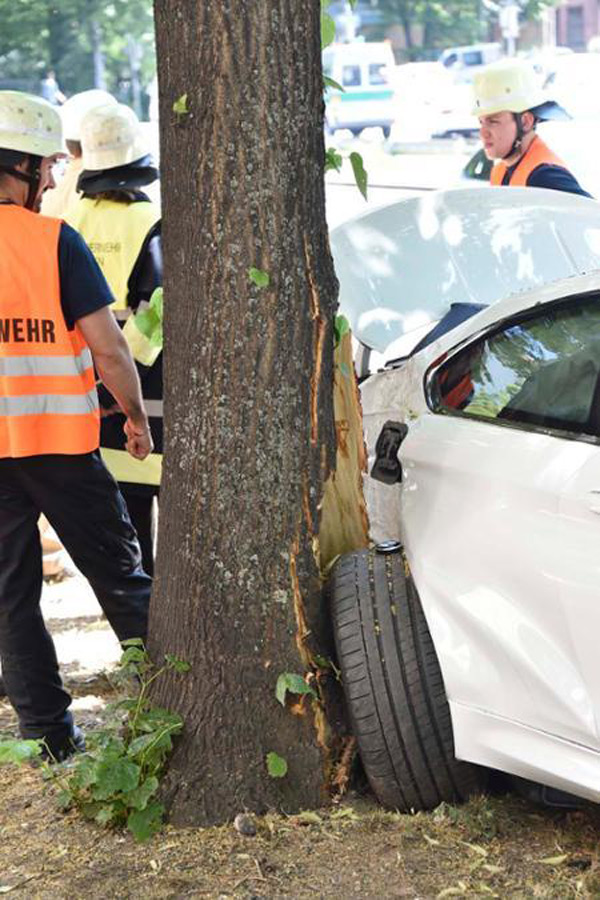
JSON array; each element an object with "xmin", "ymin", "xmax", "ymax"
[{"xmin": 330, "ymin": 186, "xmax": 600, "ymax": 355}]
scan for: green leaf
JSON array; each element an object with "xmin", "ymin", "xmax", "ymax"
[
  {"xmin": 164, "ymin": 654, "xmax": 191, "ymax": 673},
  {"xmin": 325, "ymin": 148, "xmax": 343, "ymax": 174},
  {"xmin": 172, "ymin": 93, "xmax": 188, "ymax": 116},
  {"xmin": 266, "ymin": 751, "xmax": 288, "ymax": 778},
  {"xmin": 123, "ymin": 776, "xmax": 159, "ymax": 811},
  {"xmin": 121, "ymin": 637, "xmax": 145, "ymax": 648},
  {"xmin": 94, "ymin": 804, "xmax": 118, "ymax": 826},
  {"xmin": 91, "ymin": 758, "xmax": 140, "ymax": 801},
  {"xmin": 128, "ymin": 801, "xmax": 164, "ymax": 842},
  {"xmin": 119, "ymin": 646, "xmax": 146, "ymax": 667},
  {"xmin": 349, "ymin": 152, "xmax": 368, "ymax": 200},
  {"xmin": 133, "ymin": 708, "xmax": 183, "ymax": 734},
  {"xmin": 248, "ymin": 267, "xmax": 270, "ymax": 289},
  {"xmin": 323, "ymin": 75, "xmax": 344, "ymax": 93},
  {"xmin": 321, "ymin": 10, "xmax": 336, "ymax": 49},
  {"xmin": 333, "ymin": 314, "xmax": 350, "ymax": 347},
  {"xmin": 68, "ymin": 756, "xmax": 97, "ymax": 791},
  {"xmin": 275, "ymin": 673, "xmax": 317, "ymax": 706},
  {"xmin": 0, "ymin": 739, "xmax": 42, "ymax": 765},
  {"xmin": 128, "ymin": 731, "xmax": 173, "ymax": 759}
]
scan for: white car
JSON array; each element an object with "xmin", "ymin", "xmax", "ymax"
[{"xmin": 328, "ymin": 186, "xmax": 600, "ymax": 810}]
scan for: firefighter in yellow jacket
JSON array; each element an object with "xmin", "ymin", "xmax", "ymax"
[
  {"xmin": 0, "ymin": 91, "xmax": 152, "ymax": 760},
  {"xmin": 473, "ymin": 60, "xmax": 592, "ymax": 197},
  {"xmin": 66, "ymin": 103, "xmax": 162, "ymax": 575}
]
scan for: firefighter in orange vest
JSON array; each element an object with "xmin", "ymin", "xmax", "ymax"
[
  {"xmin": 0, "ymin": 91, "xmax": 152, "ymax": 761},
  {"xmin": 473, "ymin": 60, "xmax": 592, "ymax": 198}
]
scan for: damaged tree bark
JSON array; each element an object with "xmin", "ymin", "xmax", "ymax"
[{"xmin": 150, "ymin": 1, "xmax": 342, "ymax": 825}]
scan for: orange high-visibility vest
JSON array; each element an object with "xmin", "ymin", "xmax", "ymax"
[
  {"xmin": 490, "ymin": 136, "xmax": 567, "ymax": 187},
  {"xmin": 0, "ymin": 206, "xmax": 100, "ymax": 458}
]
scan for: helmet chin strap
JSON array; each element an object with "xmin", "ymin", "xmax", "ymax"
[
  {"xmin": 0, "ymin": 155, "xmax": 42, "ymax": 209},
  {"xmin": 502, "ymin": 112, "xmax": 530, "ymax": 160}
]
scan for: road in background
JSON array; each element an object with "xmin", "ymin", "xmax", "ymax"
[{"xmin": 325, "ymin": 134, "xmax": 475, "ymax": 227}]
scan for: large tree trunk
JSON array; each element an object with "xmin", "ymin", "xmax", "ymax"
[{"xmin": 150, "ymin": 1, "xmax": 339, "ymax": 826}]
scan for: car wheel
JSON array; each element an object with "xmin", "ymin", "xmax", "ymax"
[
  {"xmin": 329, "ymin": 546, "xmax": 486, "ymax": 811},
  {"xmin": 382, "ymin": 125, "xmax": 391, "ymax": 139}
]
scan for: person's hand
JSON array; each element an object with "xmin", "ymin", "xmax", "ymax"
[{"xmin": 124, "ymin": 417, "xmax": 153, "ymax": 460}]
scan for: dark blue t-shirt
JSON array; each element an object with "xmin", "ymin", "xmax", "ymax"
[
  {"xmin": 503, "ymin": 162, "xmax": 592, "ymax": 198},
  {"xmin": 58, "ymin": 222, "xmax": 115, "ymax": 329}
]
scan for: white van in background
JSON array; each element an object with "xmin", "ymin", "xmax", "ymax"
[
  {"xmin": 439, "ymin": 43, "xmax": 502, "ymax": 82},
  {"xmin": 323, "ymin": 42, "xmax": 396, "ymax": 138}
]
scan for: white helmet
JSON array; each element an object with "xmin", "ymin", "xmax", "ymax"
[
  {"xmin": 472, "ymin": 61, "xmax": 548, "ymax": 117},
  {"xmin": 80, "ymin": 103, "xmax": 149, "ymax": 171},
  {"xmin": 0, "ymin": 90, "xmax": 64, "ymax": 157},
  {"xmin": 61, "ymin": 89, "xmax": 118, "ymax": 143}
]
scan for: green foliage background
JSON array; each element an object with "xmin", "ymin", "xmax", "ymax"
[{"xmin": 0, "ymin": 0, "xmax": 155, "ymax": 110}]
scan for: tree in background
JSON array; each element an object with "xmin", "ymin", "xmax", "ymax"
[{"xmin": 0, "ymin": 0, "xmax": 155, "ymax": 114}]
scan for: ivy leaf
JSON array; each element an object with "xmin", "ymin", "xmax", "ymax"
[
  {"xmin": 128, "ymin": 801, "xmax": 164, "ymax": 842},
  {"xmin": 323, "ymin": 75, "xmax": 344, "ymax": 92},
  {"xmin": 121, "ymin": 637, "xmax": 145, "ymax": 648},
  {"xmin": 349, "ymin": 152, "xmax": 368, "ymax": 200},
  {"xmin": 248, "ymin": 267, "xmax": 270, "ymax": 289},
  {"xmin": 0, "ymin": 739, "xmax": 42, "ymax": 765},
  {"xmin": 164, "ymin": 654, "xmax": 191, "ymax": 673},
  {"xmin": 325, "ymin": 148, "xmax": 343, "ymax": 174},
  {"xmin": 266, "ymin": 751, "xmax": 288, "ymax": 778},
  {"xmin": 172, "ymin": 93, "xmax": 188, "ymax": 116},
  {"xmin": 91, "ymin": 758, "xmax": 140, "ymax": 800},
  {"xmin": 276, "ymin": 672, "xmax": 317, "ymax": 706}
]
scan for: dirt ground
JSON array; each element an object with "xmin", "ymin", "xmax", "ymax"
[{"xmin": 1, "ymin": 571, "xmax": 600, "ymax": 898}]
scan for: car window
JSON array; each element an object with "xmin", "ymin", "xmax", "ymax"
[
  {"xmin": 431, "ymin": 295, "xmax": 600, "ymax": 438},
  {"xmin": 342, "ymin": 65, "xmax": 361, "ymax": 87},
  {"xmin": 463, "ymin": 148, "xmax": 492, "ymax": 181},
  {"xmin": 369, "ymin": 63, "xmax": 389, "ymax": 85},
  {"xmin": 443, "ymin": 53, "xmax": 458, "ymax": 68},
  {"xmin": 463, "ymin": 51, "xmax": 483, "ymax": 67}
]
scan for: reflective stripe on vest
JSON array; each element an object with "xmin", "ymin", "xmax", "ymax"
[
  {"xmin": 0, "ymin": 207, "xmax": 100, "ymax": 458},
  {"xmin": 490, "ymin": 136, "xmax": 567, "ymax": 187},
  {"xmin": 100, "ymin": 447, "xmax": 162, "ymax": 486},
  {"xmin": 65, "ymin": 197, "xmax": 160, "ymax": 310}
]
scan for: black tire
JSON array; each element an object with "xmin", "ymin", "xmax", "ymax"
[
  {"xmin": 329, "ymin": 547, "xmax": 486, "ymax": 811},
  {"xmin": 382, "ymin": 125, "xmax": 391, "ymax": 139}
]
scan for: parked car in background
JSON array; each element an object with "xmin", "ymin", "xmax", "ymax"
[
  {"xmin": 439, "ymin": 42, "xmax": 502, "ymax": 83},
  {"xmin": 327, "ymin": 187, "xmax": 600, "ymax": 811},
  {"xmin": 323, "ymin": 41, "xmax": 396, "ymax": 138}
]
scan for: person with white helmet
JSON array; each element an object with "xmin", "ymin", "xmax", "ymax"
[
  {"xmin": 42, "ymin": 88, "xmax": 117, "ymax": 217},
  {"xmin": 0, "ymin": 91, "xmax": 152, "ymax": 759},
  {"xmin": 66, "ymin": 102, "xmax": 163, "ymax": 576},
  {"xmin": 472, "ymin": 59, "xmax": 592, "ymax": 197}
]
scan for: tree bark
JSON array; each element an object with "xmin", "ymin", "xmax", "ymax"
[{"xmin": 150, "ymin": 0, "xmax": 339, "ymax": 826}]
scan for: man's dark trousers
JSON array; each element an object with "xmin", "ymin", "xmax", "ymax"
[{"xmin": 0, "ymin": 450, "xmax": 151, "ymax": 756}]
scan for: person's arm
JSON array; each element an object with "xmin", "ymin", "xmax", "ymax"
[{"xmin": 77, "ymin": 307, "xmax": 153, "ymax": 461}]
